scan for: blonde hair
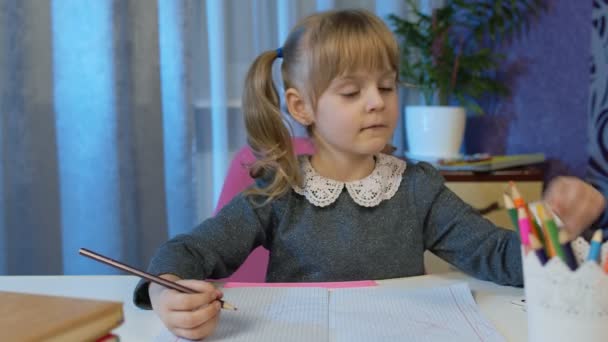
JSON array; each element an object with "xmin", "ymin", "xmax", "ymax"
[{"xmin": 242, "ymin": 9, "xmax": 399, "ymax": 204}]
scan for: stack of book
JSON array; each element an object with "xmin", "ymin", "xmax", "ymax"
[
  {"xmin": 0, "ymin": 291, "xmax": 124, "ymax": 341},
  {"xmin": 435, "ymin": 153, "xmax": 545, "ymax": 172}
]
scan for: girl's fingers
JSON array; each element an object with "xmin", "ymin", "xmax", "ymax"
[
  {"xmin": 166, "ymin": 300, "xmax": 222, "ymax": 329},
  {"xmin": 177, "ymin": 279, "xmax": 224, "ymax": 301},
  {"xmin": 176, "ymin": 279, "xmax": 219, "ymax": 293},
  {"xmin": 162, "ymin": 287, "xmax": 218, "ymax": 311},
  {"xmin": 544, "ymin": 177, "xmax": 574, "ymax": 215},
  {"xmin": 544, "ymin": 177, "xmax": 606, "ymax": 235},
  {"xmin": 564, "ymin": 193, "xmax": 604, "ymax": 235},
  {"xmin": 169, "ymin": 303, "xmax": 222, "ymax": 340}
]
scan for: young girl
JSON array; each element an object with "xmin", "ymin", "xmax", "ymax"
[{"xmin": 134, "ymin": 9, "xmax": 605, "ymax": 340}]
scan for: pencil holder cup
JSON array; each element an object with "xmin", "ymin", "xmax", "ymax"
[{"xmin": 523, "ymin": 237, "xmax": 608, "ymax": 342}]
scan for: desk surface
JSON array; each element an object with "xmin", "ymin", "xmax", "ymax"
[{"xmin": 0, "ymin": 272, "xmax": 526, "ymax": 341}]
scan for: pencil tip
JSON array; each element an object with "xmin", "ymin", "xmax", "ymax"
[
  {"xmin": 593, "ymin": 229, "xmax": 603, "ymax": 242},
  {"xmin": 511, "ymin": 184, "xmax": 522, "ymax": 199},
  {"xmin": 222, "ymin": 302, "xmax": 238, "ymax": 311},
  {"xmin": 503, "ymin": 193, "xmax": 514, "ymax": 208},
  {"xmin": 558, "ymin": 230, "xmax": 571, "ymax": 244},
  {"xmin": 529, "ymin": 234, "xmax": 541, "ymax": 248},
  {"xmin": 517, "ymin": 207, "xmax": 527, "ymax": 217},
  {"xmin": 535, "ymin": 203, "xmax": 546, "ymax": 219}
]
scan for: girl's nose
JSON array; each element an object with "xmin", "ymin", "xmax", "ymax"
[{"xmin": 365, "ymin": 88, "xmax": 385, "ymax": 112}]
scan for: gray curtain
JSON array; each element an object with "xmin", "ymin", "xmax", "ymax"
[
  {"xmin": 0, "ymin": 0, "xmax": 196, "ymax": 274},
  {"xmin": 0, "ymin": 0, "xmax": 408, "ymax": 275}
]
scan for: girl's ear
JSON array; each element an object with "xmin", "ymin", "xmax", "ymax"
[{"xmin": 285, "ymin": 88, "xmax": 314, "ymax": 126}]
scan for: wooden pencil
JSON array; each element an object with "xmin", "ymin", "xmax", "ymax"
[
  {"xmin": 503, "ymin": 193, "xmax": 519, "ymax": 232},
  {"xmin": 529, "ymin": 234, "xmax": 548, "ymax": 265},
  {"xmin": 517, "ymin": 207, "xmax": 532, "ymax": 247},
  {"xmin": 79, "ymin": 248, "xmax": 237, "ymax": 311},
  {"xmin": 510, "ymin": 182, "xmax": 545, "ymax": 246},
  {"xmin": 587, "ymin": 229, "xmax": 603, "ymax": 263},
  {"xmin": 536, "ymin": 203, "xmax": 563, "ymax": 260},
  {"xmin": 509, "ymin": 181, "xmax": 525, "ymax": 208},
  {"xmin": 558, "ymin": 230, "xmax": 578, "ymax": 271}
]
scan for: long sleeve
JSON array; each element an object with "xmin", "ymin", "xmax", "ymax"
[
  {"xmin": 414, "ymin": 162, "xmax": 523, "ymax": 286},
  {"xmin": 133, "ymin": 193, "xmax": 272, "ymax": 309}
]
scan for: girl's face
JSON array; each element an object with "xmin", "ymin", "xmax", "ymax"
[{"xmin": 310, "ymin": 69, "xmax": 398, "ymax": 157}]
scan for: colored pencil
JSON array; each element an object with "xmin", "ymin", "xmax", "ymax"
[
  {"xmin": 530, "ymin": 234, "xmax": 548, "ymax": 265},
  {"xmin": 587, "ymin": 230, "xmax": 603, "ymax": 263},
  {"xmin": 510, "ymin": 182, "xmax": 545, "ymax": 246},
  {"xmin": 559, "ymin": 230, "xmax": 578, "ymax": 271},
  {"xmin": 503, "ymin": 193, "xmax": 519, "ymax": 232},
  {"xmin": 509, "ymin": 181, "xmax": 525, "ymax": 208},
  {"xmin": 518, "ymin": 207, "xmax": 532, "ymax": 247},
  {"xmin": 536, "ymin": 203, "xmax": 563, "ymax": 260}
]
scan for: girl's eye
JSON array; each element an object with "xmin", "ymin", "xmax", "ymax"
[
  {"xmin": 379, "ymin": 87, "xmax": 395, "ymax": 92},
  {"xmin": 341, "ymin": 91, "xmax": 360, "ymax": 98}
]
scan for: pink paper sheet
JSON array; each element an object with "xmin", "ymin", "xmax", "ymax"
[{"xmin": 223, "ymin": 280, "xmax": 378, "ymax": 288}]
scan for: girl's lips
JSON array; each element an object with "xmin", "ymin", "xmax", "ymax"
[{"xmin": 361, "ymin": 124, "xmax": 386, "ymax": 131}]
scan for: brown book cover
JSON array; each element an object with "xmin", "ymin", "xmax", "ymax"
[{"xmin": 0, "ymin": 291, "xmax": 124, "ymax": 342}]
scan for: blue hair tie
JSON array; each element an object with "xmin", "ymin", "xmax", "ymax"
[{"xmin": 276, "ymin": 47, "xmax": 283, "ymax": 58}]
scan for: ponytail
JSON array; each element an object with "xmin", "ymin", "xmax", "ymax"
[{"xmin": 242, "ymin": 49, "xmax": 302, "ymax": 204}]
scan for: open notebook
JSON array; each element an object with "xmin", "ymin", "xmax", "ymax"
[{"xmin": 155, "ymin": 283, "xmax": 504, "ymax": 342}]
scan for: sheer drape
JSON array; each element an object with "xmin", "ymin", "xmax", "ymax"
[
  {"xmin": 1, "ymin": 0, "xmax": 169, "ymax": 274},
  {"xmin": 0, "ymin": 0, "xmax": 406, "ymax": 275}
]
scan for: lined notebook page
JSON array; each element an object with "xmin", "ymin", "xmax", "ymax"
[
  {"xmin": 155, "ymin": 283, "xmax": 503, "ymax": 342},
  {"xmin": 155, "ymin": 287, "xmax": 329, "ymax": 342},
  {"xmin": 328, "ymin": 283, "xmax": 505, "ymax": 342}
]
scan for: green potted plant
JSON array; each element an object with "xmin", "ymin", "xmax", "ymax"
[{"xmin": 388, "ymin": 0, "xmax": 547, "ymax": 160}]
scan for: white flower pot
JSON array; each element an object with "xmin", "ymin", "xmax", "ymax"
[{"xmin": 405, "ymin": 106, "xmax": 466, "ymax": 159}]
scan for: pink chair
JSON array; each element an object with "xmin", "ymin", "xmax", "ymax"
[{"xmin": 214, "ymin": 137, "xmax": 315, "ymax": 282}]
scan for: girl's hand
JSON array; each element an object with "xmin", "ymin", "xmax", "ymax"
[
  {"xmin": 543, "ymin": 176, "xmax": 606, "ymax": 237},
  {"xmin": 149, "ymin": 274, "xmax": 223, "ymax": 340}
]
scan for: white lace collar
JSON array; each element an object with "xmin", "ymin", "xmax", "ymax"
[{"xmin": 293, "ymin": 154, "xmax": 407, "ymax": 207}]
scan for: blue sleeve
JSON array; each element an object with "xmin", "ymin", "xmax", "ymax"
[
  {"xmin": 414, "ymin": 162, "xmax": 523, "ymax": 286},
  {"xmin": 133, "ymin": 193, "xmax": 271, "ymax": 308}
]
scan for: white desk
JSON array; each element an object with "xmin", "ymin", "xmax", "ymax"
[{"xmin": 0, "ymin": 272, "xmax": 527, "ymax": 341}]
